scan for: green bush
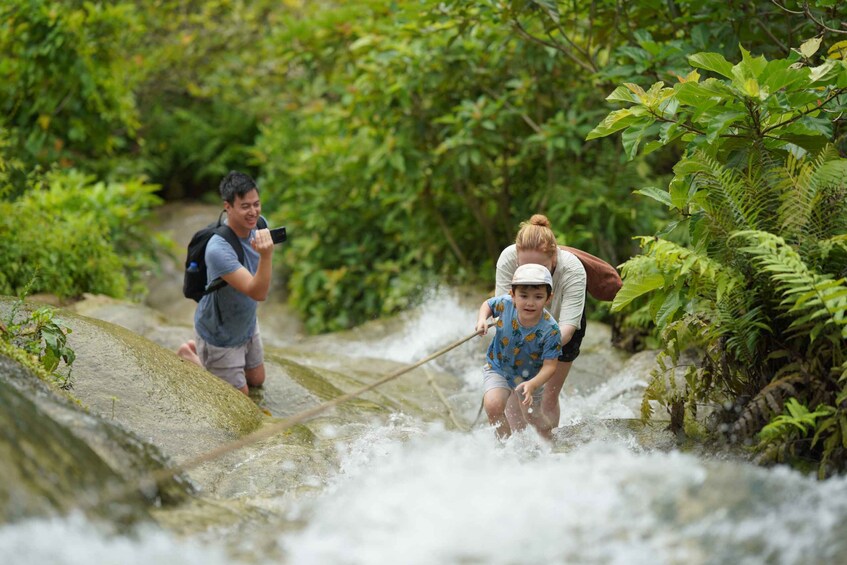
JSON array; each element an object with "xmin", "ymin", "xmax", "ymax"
[
  {"xmin": 0, "ymin": 0, "xmax": 143, "ymax": 184},
  {"xmin": 0, "ymin": 169, "xmax": 164, "ymax": 300},
  {"xmin": 591, "ymin": 42, "xmax": 847, "ymax": 475}
]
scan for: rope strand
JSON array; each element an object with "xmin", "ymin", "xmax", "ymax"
[{"xmin": 144, "ymin": 321, "xmax": 493, "ymax": 487}]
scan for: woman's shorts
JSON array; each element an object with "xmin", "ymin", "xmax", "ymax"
[{"xmin": 559, "ymin": 309, "xmax": 587, "ymax": 363}]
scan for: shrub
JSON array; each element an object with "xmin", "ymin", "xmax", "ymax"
[{"xmin": 0, "ymin": 169, "xmax": 164, "ymax": 300}]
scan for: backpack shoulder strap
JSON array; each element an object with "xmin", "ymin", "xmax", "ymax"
[
  {"xmin": 203, "ymin": 218, "xmax": 246, "ymax": 296},
  {"xmin": 213, "ymin": 224, "xmax": 246, "ymax": 265}
]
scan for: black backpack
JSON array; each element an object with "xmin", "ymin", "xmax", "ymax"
[{"xmin": 183, "ymin": 212, "xmax": 268, "ymax": 302}]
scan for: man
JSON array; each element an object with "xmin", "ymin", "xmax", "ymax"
[{"xmin": 177, "ymin": 171, "xmax": 274, "ymax": 395}]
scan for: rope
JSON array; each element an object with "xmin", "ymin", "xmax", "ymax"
[
  {"xmin": 425, "ymin": 366, "xmax": 469, "ymax": 432},
  {"xmin": 143, "ymin": 321, "xmax": 494, "ymax": 488}
]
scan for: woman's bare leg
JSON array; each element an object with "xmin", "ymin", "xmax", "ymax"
[{"xmin": 541, "ymin": 361, "xmax": 572, "ymax": 430}]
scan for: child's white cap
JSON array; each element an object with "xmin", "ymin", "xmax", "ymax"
[{"xmin": 511, "ymin": 263, "xmax": 553, "ymax": 287}]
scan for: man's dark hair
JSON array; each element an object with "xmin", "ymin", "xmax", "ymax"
[{"xmin": 219, "ymin": 171, "xmax": 258, "ymax": 204}]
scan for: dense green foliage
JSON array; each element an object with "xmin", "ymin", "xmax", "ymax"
[
  {"xmin": 3, "ymin": 0, "xmax": 847, "ymax": 471},
  {"xmin": 254, "ymin": 2, "xmax": 658, "ymax": 331},
  {"xmin": 0, "ymin": 170, "xmax": 164, "ymax": 300},
  {"xmin": 0, "ymin": 1, "xmax": 143, "ymax": 184},
  {"xmin": 591, "ymin": 41, "xmax": 847, "ymax": 476}
]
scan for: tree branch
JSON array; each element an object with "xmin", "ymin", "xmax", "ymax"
[
  {"xmin": 803, "ymin": 2, "xmax": 847, "ymax": 35},
  {"xmin": 769, "ymin": 0, "xmax": 803, "ymax": 16},
  {"xmin": 511, "ymin": 19, "xmax": 596, "ymax": 75},
  {"xmin": 761, "ymin": 88, "xmax": 847, "ymax": 135}
]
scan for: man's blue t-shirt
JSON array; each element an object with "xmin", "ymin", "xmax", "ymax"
[
  {"xmin": 485, "ymin": 295, "xmax": 562, "ymax": 384},
  {"xmin": 194, "ymin": 231, "xmax": 259, "ymax": 347}
]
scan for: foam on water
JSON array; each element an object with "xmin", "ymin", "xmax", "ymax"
[
  {"xmin": 0, "ymin": 513, "xmax": 231, "ymax": 565},
  {"xmin": 279, "ymin": 418, "xmax": 847, "ymax": 565},
  {"xmin": 346, "ymin": 287, "xmax": 486, "ymax": 365}
]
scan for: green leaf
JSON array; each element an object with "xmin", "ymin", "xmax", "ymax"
[
  {"xmin": 808, "ymin": 59, "xmax": 842, "ymax": 84},
  {"xmin": 688, "ymin": 52, "xmax": 734, "ymax": 79},
  {"xmin": 586, "ymin": 109, "xmax": 640, "ymax": 140},
  {"xmin": 735, "ymin": 46, "xmax": 768, "ymax": 81},
  {"xmin": 655, "ymin": 289, "xmax": 683, "ymax": 326},
  {"xmin": 798, "ymin": 36, "xmax": 822, "ymax": 59},
  {"xmin": 634, "ymin": 186, "xmax": 672, "ymax": 207},
  {"xmin": 705, "ymin": 110, "xmax": 746, "ymax": 143},
  {"xmin": 606, "ymin": 85, "xmax": 641, "ymax": 104},
  {"xmin": 621, "ymin": 120, "xmax": 658, "ymax": 159},
  {"xmin": 668, "ymin": 177, "xmax": 693, "ymax": 211},
  {"xmin": 761, "ymin": 61, "xmax": 809, "ymax": 93},
  {"xmin": 611, "ymin": 273, "xmax": 665, "ymax": 312}
]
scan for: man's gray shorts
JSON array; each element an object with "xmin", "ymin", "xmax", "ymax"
[
  {"xmin": 195, "ymin": 330, "xmax": 263, "ymax": 389},
  {"xmin": 482, "ymin": 365, "xmax": 544, "ymax": 404}
]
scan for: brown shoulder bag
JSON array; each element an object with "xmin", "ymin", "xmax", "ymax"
[{"xmin": 560, "ymin": 246, "xmax": 622, "ymax": 302}]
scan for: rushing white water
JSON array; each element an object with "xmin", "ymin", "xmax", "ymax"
[
  {"xmin": 2, "ymin": 288, "xmax": 846, "ymax": 564},
  {"xmin": 0, "ymin": 513, "xmax": 232, "ymax": 565},
  {"xmin": 281, "ymin": 420, "xmax": 847, "ymax": 565},
  {"xmin": 5, "ymin": 421, "xmax": 846, "ymax": 564}
]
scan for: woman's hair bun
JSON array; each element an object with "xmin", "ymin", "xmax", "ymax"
[{"xmin": 529, "ymin": 214, "xmax": 551, "ymax": 228}]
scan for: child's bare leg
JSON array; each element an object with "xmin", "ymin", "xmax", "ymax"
[
  {"xmin": 177, "ymin": 340, "xmax": 202, "ymax": 367},
  {"xmin": 484, "ymin": 388, "xmax": 513, "ymax": 439},
  {"xmin": 505, "ymin": 392, "xmax": 528, "ymax": 433}
]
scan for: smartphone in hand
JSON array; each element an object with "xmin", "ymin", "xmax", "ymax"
[{"xmin": 270, "ymin": 227, "xmax": 287, "ymax": 244}]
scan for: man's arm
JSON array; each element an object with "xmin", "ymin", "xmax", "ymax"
[{"xmin": 221, "ymin": 228, "xmax": 274, "ymax": 301}]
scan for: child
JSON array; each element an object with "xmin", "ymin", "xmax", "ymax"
[{"xmin": 475, "ymin": 263, "xmax": 562, "ymax": 440}]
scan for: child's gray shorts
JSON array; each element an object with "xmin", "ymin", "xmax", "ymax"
[{"xmin": 482, "ymin": 365, "xmax": 544, "ymax": 403}]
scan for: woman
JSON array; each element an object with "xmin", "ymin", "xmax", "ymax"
[{"xmin": 494, "ymin": 214, "xmax": 587, "ymax": 435}]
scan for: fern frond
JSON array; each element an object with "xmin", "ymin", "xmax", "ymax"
[
  {"xmin": 778, "ymin": 149, "xmax": 821, "ymax": 240},
  {"xmin": 733, "ymin": 230, "xmax": 847, "ymax": 343},
  {"xmin": 734, "ymin": 374, "xmax": 806, "ymax": 440},
  {"xmin": 714, "ymin": 297, "xmax": 769, "ymax": 368},
  {"xmin": 780, "ymin": 146, "xmax": 847, "ymax": 242},
  {"xmin": 655, "ymin": 237, "xmax": 743, "ymax": 300},
  {"xmin": 818, "ymin": 235, "xmax": 847, "ymax": 279},
  {"xmin": 759, "ymin": 398, "xmax": 832, "ymax": 441},
  {"xmin": 807, "ymin": 151, "xmax": 847, "ymax": 241},
  {"xmin": 690, "ymin": 150, "xmax": 779, "ymax": 235}
]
